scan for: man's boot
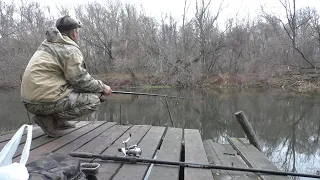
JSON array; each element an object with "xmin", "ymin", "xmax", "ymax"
[
  {"xmin": 55, "ymin": 119, "xmax": 76, "ymax": 130},
  {"xmin": 33, "ymin": 115, "xmax": 63, "ymax": 138}
]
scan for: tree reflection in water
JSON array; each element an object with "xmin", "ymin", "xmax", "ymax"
[
  {"xmin": 1, "ymin": 88, "xmax": 319, "ymax": 178},
  {"xmin": 97, "ymin": 88, "xmax": 320, "ymax": 178}
]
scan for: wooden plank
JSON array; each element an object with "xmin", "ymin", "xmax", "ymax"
[
  {"xmin": 71, "ymin": 125, "xmax": 132, "ymax": 164},
  {"xmin": 75, "ymin": 124, "xmax": 132, "ymax": 154},
  {"xmin": 0, "ymin": 128, "xmax": 45, "ymax": 150},
  {"xmin": 0, "ymin": 121, "xmax": 84, "ymax": 150},
  {"xmin": 0, "ymin": 126, "xmax": 41, "ymax": 143},
  {"xmin": 12, "ymin": 121, "xmax": 90, "ymax": 162},
  {"xmin": 0, "ymin": 121, "xmax": 83, "ymax": 151},
  {"xmin": 112, "ymin": 126, "xmax": 166, "ymax": 180},
  {"xmin": 228, "ymin": 138, "xmax": 291, "ymax": 180},
  {"xmin": 184, "ymin": 129, "xmax": 214, "ymax": 180},
  {"xmin": 203, "ymin": 140, "xmax": 215, "ymax": 165},
  {"xmin": 95, "ymin": 125, "xmax": 152, "ymax": 180},
  {"xmin": 24, "ymin": 121, "xmax": 109, "ymax": 163},
  {"xmin": 0, "ymin": 121, "xmax": 78, "ymax": 144},
  {"xmin": 147, "ymin": 128, "xmax": 182, "ymax": 180},
  {"xmin": 203, "ymin": 139, "xmax": 257, "ymax": 180},
  {"xmin": 56, "ymin": 122, "xmax": 117, "ymax": 154}
]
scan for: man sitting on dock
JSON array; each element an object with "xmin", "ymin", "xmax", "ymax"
[{"xmin": 21, "ymin": 15, "xmax": 112, "ymax": 137}]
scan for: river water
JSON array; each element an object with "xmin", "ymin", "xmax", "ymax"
[{"xmin": 1, "ymin": 87, "xmax": 319, "ymax": 179}]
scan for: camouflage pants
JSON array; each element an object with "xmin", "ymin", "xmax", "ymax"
[{"xmin": 23, "ymin": 92, "xmax": 101, "ymax": 121}]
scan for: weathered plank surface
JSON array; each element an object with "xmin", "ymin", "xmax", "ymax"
[
  {"xmin": 76, "ymin": 124, "xmax": 132, "ymax": 154},
  {"xmin": 112, "ymin": 126, "xmax": 166, "ymax": 180},
  {"xmin": 147, "ymin": 128, "xmax": 183, "ymax": 180},
  {"xmin": 73, "ymin": 124, "xmax": 132, "ymax": 164},
  {"xmin": 12, "ymin": 121, "xmax": 91, "ymax": 162},
  {"xmin": 0, "ymin": 123, "xmax": 288, "ymax": 180},
  {"xmin": 0, "ymin": 121, "xmax": 81, "ymax": 149},
  {"xmin": 56, "ymin": 122, "xmax": 117, "ymax": 154},
  {"xmin": 14, "ymin": 121, "xmax": 88, "ymax": 157},
  {"xmin": 95, "ymin": 125, "xmax": 152, "ymax": 180},
  {"xmin": 203, "ymin": 139, "xmax": 257, "ymax": 180},
  {"xmin": 184, "ymin": 129, "xmax": 214, "ymax": 180},
  {"xmin": 0, "ymin": 125, "xmax": 41, "ymax": 143},
  {"xmin": 228, "ymin": 138, "xmax": 291, "ymax": 180},
  {"xmin": 26, "ymin": 121, "xmax": 107, "ymax": 163},
  {"xmin": 26, "ymin": 121, "xmax": 115, "ymax": 162},
  {"xmin": 0, "ymin": 127, "xmax": 45, "ymax": 150}
]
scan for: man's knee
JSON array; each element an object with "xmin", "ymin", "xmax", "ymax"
[
  {"xmin": 24, "ymin": 92, "xmax": 101, "ymax": 120},
  {"xmin": 55, "ymin": 93, "xmax": 101, "ymax": 120},
  {"xmin": 74, "ymin": 93, "xmax": 101, "ymax": 108},
  {"xmin": 23, "ymin": 102, "xmax": 55, "ymax": 115}
]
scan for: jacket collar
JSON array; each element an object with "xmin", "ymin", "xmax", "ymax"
[{"xmin": 45, "ymin": 27, "xmax": 79, "ymax": 48}]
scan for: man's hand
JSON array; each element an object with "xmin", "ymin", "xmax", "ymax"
[
  {"xmin": 103, "ymin": 85, "xmax": 112, "ymax": 96},
  {"xmin": 100, "ymin": 85, "xmax": 112, "ymax": 102}
]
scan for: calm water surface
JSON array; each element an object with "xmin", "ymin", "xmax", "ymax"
[{"xmin": 1, "ymin": 88, "xmax": 319, "ymax": 179}]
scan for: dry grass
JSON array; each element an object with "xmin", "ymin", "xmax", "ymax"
[{"xmin": 95, "ymin": 72, "xmax": 320, "ymax": 94}]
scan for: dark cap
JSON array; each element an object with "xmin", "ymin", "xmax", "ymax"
[{"xmin": 56, "ymin": 15, "xmax": 82, "ymax": 32}]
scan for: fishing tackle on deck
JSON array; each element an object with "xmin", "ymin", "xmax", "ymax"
[
  {"xmin": 69, "ymin": 152, "xmax": 320, "ymax": 179},
  {"xmin": 117, "ymin": 134, "xmax": 142, "ymax": 157}
]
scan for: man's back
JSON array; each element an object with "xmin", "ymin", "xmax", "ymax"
[
  {"xmin": 21, "ymin": 28, "xmax": 80, "ymax": 103},
  {"xmin": 21, "ymin": 16, "xmax": 112, "ymax": 138}
]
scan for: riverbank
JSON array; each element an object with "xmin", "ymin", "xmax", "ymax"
[
  {"xmin": 1, "ymin": 72, "xmax": 319, "ymax": 94},
  {"xmin": 95, "ymin": 72, "xmax": 320, "ymax": 94}
]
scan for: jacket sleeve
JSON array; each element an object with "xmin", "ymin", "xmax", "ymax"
[{"xmin": 63, "ymin": 49, "xmax": 105, "ymax": 93}]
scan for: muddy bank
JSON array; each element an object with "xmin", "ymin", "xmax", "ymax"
[
  {"xmin": 95, "ymin": 72, "xmax": 320, "ymax": 94},
  {"xmin": 1, "ymin": 72, "xmax": 319, "ymax": 94}
]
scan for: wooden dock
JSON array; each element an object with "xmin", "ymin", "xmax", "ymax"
[{"xmin": 0, "ymin": 121, "xmax": 290, "ymax": 180}]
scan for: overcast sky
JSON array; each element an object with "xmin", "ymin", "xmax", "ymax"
[{"xmin": 23, "ymin": 0, "xmax": 320, "ymax": 24}]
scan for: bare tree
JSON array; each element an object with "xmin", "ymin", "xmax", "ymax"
[
  {"xmin": 194, "ymin": 0, "xmax": 224, "ymax": 75},
  {"xmin": 278, "ymin": 0, "xmax": 315, "ymax": 68},
  {"xmin": 310, "ymin": 9, "xmax": 320, "ymax": 66},
  {"xmin": 75, "ymin": 1, "xmax": 122, "ymax": 73},
  {"xmin": 1, "ymin": 0, "xmax": 320, "ymax": 88}
]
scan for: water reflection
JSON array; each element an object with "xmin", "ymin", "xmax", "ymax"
[
  {"xmin": 96, "ymin": 88, "xmax": 320, "ymax": 179},
  {"xmin": 0, "ymin": 88, "xmax": 319, "ymax": 178},
  {"xmin": 0, "ymin": 89, "xmax": 32, "ymax": 133}
]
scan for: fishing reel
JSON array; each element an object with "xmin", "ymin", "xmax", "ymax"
[{"xmin": 118, "ymin": 133, "xmax": 142, "ymax": 157}]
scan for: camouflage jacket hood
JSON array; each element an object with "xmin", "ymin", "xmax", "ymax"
[
  {"xmin": 45, "ymin": 27, "xmax": 79, "ymax": 47},
  {"xmin": 21, "ymin": 27, "xmax": 104, "ymax": 103}
]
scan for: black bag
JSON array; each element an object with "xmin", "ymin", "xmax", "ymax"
[{"xmin": 26, "ymin": 153, "xmax": 87, "ymax": 180}]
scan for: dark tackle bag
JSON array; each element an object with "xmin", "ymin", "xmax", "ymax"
[{"xmin": 26, "ymin": 153, "xmax": 87, "ymax": 180}]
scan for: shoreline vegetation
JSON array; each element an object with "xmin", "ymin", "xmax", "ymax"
[
  {"xmin": 96, "ymin": 72, "xmax": 320, "ymax": 94},
  {"xmin": 1, "ymin": 72, "xmax": 319, "ymax": 95},
  {"xmin": 1, "ymin": 0, "xmax": 320, "ymax": 96}
]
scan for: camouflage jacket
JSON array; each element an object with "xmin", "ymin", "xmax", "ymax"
[{"xmin": 21, "ymin": 27, "xmax": 104, "ymax": 103}]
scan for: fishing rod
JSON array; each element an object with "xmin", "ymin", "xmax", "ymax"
[
  {"xmin": 69, "ymin": 152, "xmax": 320, "ymax": 179},
  {"xmin": 112, "ymin": 90, "xmax": 194, "ymax": 100}
]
